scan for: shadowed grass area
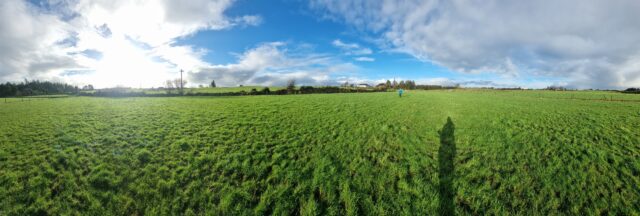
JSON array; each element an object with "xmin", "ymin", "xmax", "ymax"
[{"xmin": 438, "ymin": 117, "xmax": 456, "ymax": 215}]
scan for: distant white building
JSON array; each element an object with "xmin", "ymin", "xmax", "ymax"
[{"xmin": 357, "ymin": 83, "xmax": 371, "ymax": 88}]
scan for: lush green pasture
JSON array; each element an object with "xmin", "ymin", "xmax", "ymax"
[{"xmin": 0, "ymin": 90, "xmax": 639, "ymax": 215}]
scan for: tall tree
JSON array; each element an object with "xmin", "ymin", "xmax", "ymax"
[
  {"xmin": 210, "ymin": 80, "xmax": 216, "ymax": 88},
  {"xmin": 385, "ymin": 80, "xmax": 391, "ymax": 89},
  {"xmin": 172, "ymin": 79, "xmax": 187, "ymax": 91},
  {"xmin": 286, "ymin": 79, "xmax": 296, "ymax": 94},
  {"xmin": 165, "ymin": 80, "xmax": 174, "ymax": 89},
  {"xmin": 82, "ymin": 85, "xmax": 94, "ymax": 90},
  {"xmin": 407, "ymin": 80, "xmax": 416, "ymax": 89},
  {"xmin": 342, "ymin": 81, "xmax": 349, "ymax": 88}
]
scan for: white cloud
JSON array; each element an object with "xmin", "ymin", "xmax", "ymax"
[
  {"xmin": 354, "ymin": 57, "xmax": 374, "ymax": 62},
  {"xmin": 312, "ymin": 0, "xmax": 640, "ymax": 89},
  {"xmin": 189, "ymin": 42, "xmax": 360, "ymax": 86},
  {"xmin": 0, "ymin": 0, "xmax": 77, "ymax": 81},
  {"xmin": 234, "ymin": 15, "xmax": 263, "ymax": 27},
  {"xmin": 73, "ymin": 0, "xmax": 250, "ymax": 46},
  {"xmin": 0, "ymin": 0, "xmax": 261, "ymax": 88},
  {"xmin": 332, "ymin": 39, "xmax": 372, "ymax": 55}
]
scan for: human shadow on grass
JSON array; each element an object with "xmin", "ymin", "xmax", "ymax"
[{"xmin": 438, "ymin": 117, "xmax": 456, "ymax": 216}]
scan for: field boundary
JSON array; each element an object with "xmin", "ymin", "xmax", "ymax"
[
  {"xmin": 525, "ymin": 95, "xmax": 640, "ymax": 103},
  {"xmin": 78, "ymin": 89, "xmax": 386, "ymax": 98},
  {"xmin": 2, "ymin": 95, "xmax": 70, "ymax": 104}
]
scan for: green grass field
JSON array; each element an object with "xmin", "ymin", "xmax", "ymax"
[{"xmin": 1, "ymin": 90, "xmax": 639, "ymax": 215}]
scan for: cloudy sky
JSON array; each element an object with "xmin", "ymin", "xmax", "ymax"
[{"xmin": 1, "ymin": 0, "xmax": 639, "ymax": 89}]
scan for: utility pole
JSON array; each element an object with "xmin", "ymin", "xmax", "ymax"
[{"xmin": 180, "ymin": 69, "xmax": 184, "ymax": 90}]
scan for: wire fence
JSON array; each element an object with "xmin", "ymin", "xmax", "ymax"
[
  {"xmin": 516, "ymin": 92, "xmax": 640, "ymax": 102},
  {"xmin": 447, "ymin": 90, "xmax": 640, "ymax": 103}
]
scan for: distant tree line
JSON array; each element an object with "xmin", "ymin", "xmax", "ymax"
[
  {"xmin": 373, "ymin": 80, "xmax": 423, "ymax": 90},
  {"xmin": 545, "ymin": 86, "xmax": 568, "ymax": 91},
  {"xmin": 623, "ymin": 87, "xmax": 640, "ymax": 94},
  {"xmin": 240, "ymin": 85, "xmax": 385, "ymax": 96},
  {"xmin": 81, "ymin": 84, "xmax": 385, "ymax": 98},
  {"xmin": 414, "ymin": 84, "xmax": 461, "ymax": 90},
  {"xmin": 371, "ymin": 79, "xmax": 463, "ymax": 90},
  {"xmin": 376, "ymin": 80, "xmax": 410, "ymax": 89},
  {"xmin": 0, "ymin": 80, "xmax": 79, "ymax": 97}
]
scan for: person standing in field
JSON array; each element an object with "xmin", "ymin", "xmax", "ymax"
[{"xmin": 398, "ymin": 88, "xmax": 404, "ymax": 97}]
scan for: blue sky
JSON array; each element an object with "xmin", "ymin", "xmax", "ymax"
[
  {"xmin": 1, "ymin": 0, "xmax": 640, "ymax": 89},
  {"xmin": 177, "ymin": 0, "xmax": 459, "ymax": 85}
]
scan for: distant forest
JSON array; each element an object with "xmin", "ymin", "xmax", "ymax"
[
  {"xmin": 0, "ymin": 80, "xmax": 80, "ymax": 97},
  {"xmin": 1, "ymin": 79, "xmax": 638, "ymax": 97}
]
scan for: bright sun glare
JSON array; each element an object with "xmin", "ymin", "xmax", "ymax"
[
  {"xmin": 92, "ymin": 37, "xmax": 168, "ymax": 88},
  {"xmin": 66, "ymin": 2, "xmax": 181, "ymax": 89}
]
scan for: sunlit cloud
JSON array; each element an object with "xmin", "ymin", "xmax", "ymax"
[
  {"xmin": 332, "ymin": 39, "xmax": 372, "ymax": 55},
  {"xmin": 354, "ymin": 57, "xmax": 374, "ymax": 62},
  {"xmin": 189, "ymin": 42, "xmax": 360, "ymax": 87},
  {"xmin": 0, "ymin": 0, "xmax": 260, "ymax": 88}
]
